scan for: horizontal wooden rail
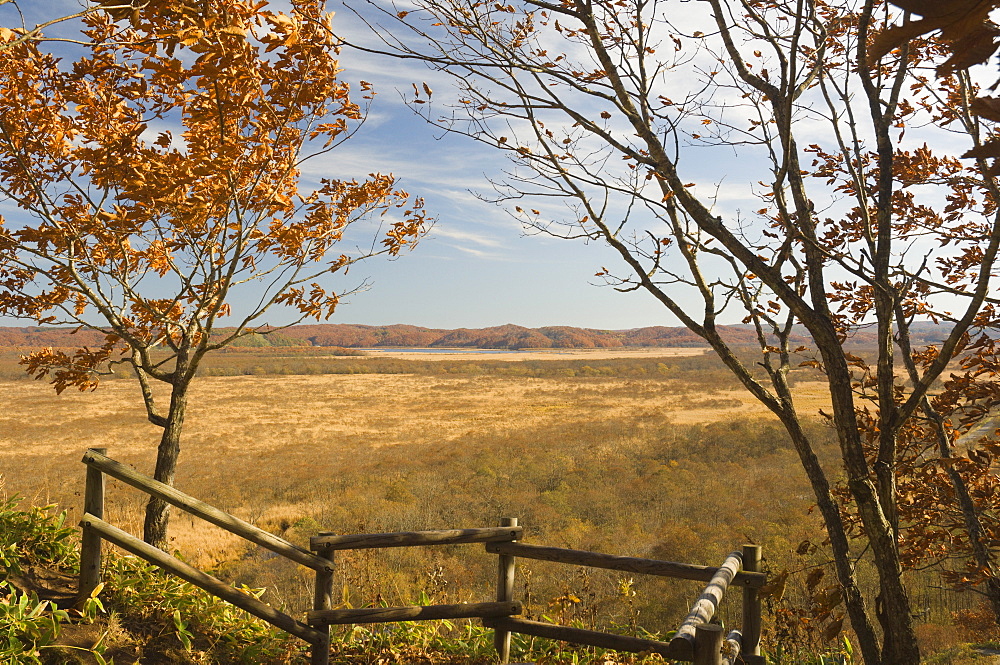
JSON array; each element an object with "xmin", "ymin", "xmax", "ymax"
[
  {"xmin": 82, "ymin": 450, "xmax": 331, "ymax": 572},
  {"xmin": 482, "ymin": 617, "xmax": 685, "ymax": 659},
  {"xmin": 311, "ymin": 527, "xmax": 523, "ymax": 551},
  {"xmin": 670, "ymin": 551, "xmax": 743, "ymax": 658},
  {"xmin": 80, "ymin": 514, "xmax": 325, "ymax": 645},
  {"xmin": 485, "ymin": 542, "xmax": 765, "ymax": 588},
  {"xmin": 308, "ymin": 601, "xmax": 521, "ymax": 626}
]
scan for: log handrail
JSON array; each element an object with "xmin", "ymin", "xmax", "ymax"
[
  {"xmin": 310, "ymin": 527, "xmax": 522, "ymax": 551},
  {"xmin": 483, "ymin": 616, "xmax": 685, "ymax": 658},
  {"xmin": 80, "ymin": 513, "xmax": 325, "ymax": 645},
  {"xmin": 485, "ymin": 542, "xmax": 766, "ymax": 587},
  {"xmin": 484, "ymin": 542, "xmax": 764, "ymax": 664},
  {"xmin": 722, "ymin": 629, "xmax": 743, "ymax": 665},
  {"xmin": 81, "ymin": 450, "xmax": 332, "ymax": 572},
  {"xmin": 308, "ymin": 601, "xmax": 521, "ymax": 626},
  {"xmin": 79, "ymin": 449, "xmax": 765, "ymax": 665},
  {"xmin": 670, "ymin": 551, "xmax": 744, "ymax": 657}
]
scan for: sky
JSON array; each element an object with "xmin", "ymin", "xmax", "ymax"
[
  {"xmin": 294, "ymin": 105, "xmax": 667, "ymax": 330},
  {"xmin": 0, "ymin": 1, "xmax": 705, "ymax": 331},
  {"xmin": 316, "ymin": 4, "xmax": 749, "ymax": 331},
  {"xmin": 0, "ymin": 2, "xmax": 975, "ymax": 332},
  {"xmin": 268, "ymin": 2, "xmax": 742, "ymax": 331}
]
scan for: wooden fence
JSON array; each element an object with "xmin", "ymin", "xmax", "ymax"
[{"xmin": 78, "ymin": 449, "xmax": 766, "ymax": 665}]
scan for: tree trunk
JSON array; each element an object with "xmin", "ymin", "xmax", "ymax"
[
  {"xmin": 780, "ymin": 415, "xmax": 882, "ymax": 665},
  {"xmin": 986, "ymin": 577, "xmax": 1000, "ymax": 624},
  {"xmin": 143, "ymin": 380, "xmax": 189, "ymax": 550},
  {"xmin": 876, "ymin": 583, "xmax": 920, "ymax": 664},
  {"xmin": 813, "ymin": 325, "xmax": 921, "ymax": 664}
]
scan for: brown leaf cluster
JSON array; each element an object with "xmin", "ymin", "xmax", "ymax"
[
  {"xmin": 882, "ymin": 1, "xmax": 1000, "ymax": 161},
  {"xmin": 878, "ymin": 1, "xmax": 999, "ymax": 74}
]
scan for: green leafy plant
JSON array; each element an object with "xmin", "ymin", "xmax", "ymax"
[
  {"xmin": 102, "ymin": 555, "xmax": 301, "ymax": 662},
  {"xmin": 0, "ymin": 496, "xmax": 77, "ymax": 578},
  {"xmin": 0, "ymin": 495, "xmax": 107, "ymax": 665},
  {"xmin": 0, "ymin": 582, "xmax": 68, "ymax": 664}
]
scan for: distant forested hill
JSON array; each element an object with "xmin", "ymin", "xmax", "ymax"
[
  {"xmin": 0, "ymin": 326, "xmax": 110, "ymax": 347},
  {"xmin": 0, "ymin": 321, "xmax": 953, "ymax": 349}
]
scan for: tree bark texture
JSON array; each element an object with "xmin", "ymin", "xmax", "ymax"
[{"xmin": 143, "ymin": 379, "xmax": 190, "ymax": 550}]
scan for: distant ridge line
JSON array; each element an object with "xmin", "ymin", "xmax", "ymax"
[{"xmin": 0, "ymin": 322, "xmax": 949, "ymax": 350}]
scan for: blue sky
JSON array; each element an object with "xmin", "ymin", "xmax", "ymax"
[
  {"xmin": 3, "ymin": 2, "xmax": 967, "ymax": 332},
  {"xmin": 0, "ymin": 1, "xmax": 699, "ymax": 331},
  {"xmin": 296, "ymin": 100, "xmax": 668, "ymax": 329},
  {"xmin": 272, "ymin": 3, "xmax": 732, "ymax": 331}
]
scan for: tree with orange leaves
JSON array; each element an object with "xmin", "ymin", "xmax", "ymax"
[{"xmin": 0, "ymin": 0, "xmax": 426, "ymax": 549}]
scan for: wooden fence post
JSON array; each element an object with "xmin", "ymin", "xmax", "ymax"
[
  {"xmin": 494, "ymin": 517, "xmax": 518, "ymax": 664},
  {"xmin": 311, "ymin": 531, "xmax": 336, "ymax": 665},
  {"xmin": 78, "ymin": 447, "xmax": 106, "ymax": 601},
  {"xmin": 741, "ymin": 544, "xmax": 762, "ymax": 662},
  {"xmin": 693, "ymin": 623, "xmax": 723, "ymax": 665}
]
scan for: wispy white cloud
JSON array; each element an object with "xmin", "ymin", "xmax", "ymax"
[
  {"xmin": 446, "ymin": 244, "xmax": 502, "ymax": 258},
  {"xmin": 431, "ymin": 225, "xmax": 504, "ymax": 247}
]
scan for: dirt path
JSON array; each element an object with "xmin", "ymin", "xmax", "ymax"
[{"xmin": 975, "ymin": 647, "xmax": 1000, "ymax": 662}]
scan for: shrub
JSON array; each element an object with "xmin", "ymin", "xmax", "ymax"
[
  {"xmin": 0, "ymin": 582, "xmax": 73, "ymax": 665},
  {"xmin": 953, "ymin": 603, "xmax": 1000, "ymax": 643},
  {"xmin": 102, "ymin": 556, "xmax": 302, "ymax": 662},
  {"xmin": 0, "ymin": 497, "xmax": 106, "ymax": 664},
  {"xmin": 0, "ymin": 496, "xmax": 77, "ymax": 578}
]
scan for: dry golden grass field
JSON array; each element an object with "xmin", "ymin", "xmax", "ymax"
[
  {"xmin": 5, "ymin": 346, "xmax": 982, "ymax": 657},
  {"xmin": 1, "ymin": 349, "xmax": 824, "ymax": 537},
  {"xmin": 1, "ymin": 348, "xmax": 838, "ymax": 617},
  {"xmin": 4, "ymin": 368, "xmax": 814, "ymax": 550}
]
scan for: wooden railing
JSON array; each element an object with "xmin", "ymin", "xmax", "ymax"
[
  {"xmin": 78, "ymin": 449, "xmax": 766, "ymax": 665},
  {"xmin": 485, "ymin": 544, "xmax": 764, "ymax": 664},
  {"xmin": 78, "ymin": 448, "xmax": 335, "ymax": 664}
]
